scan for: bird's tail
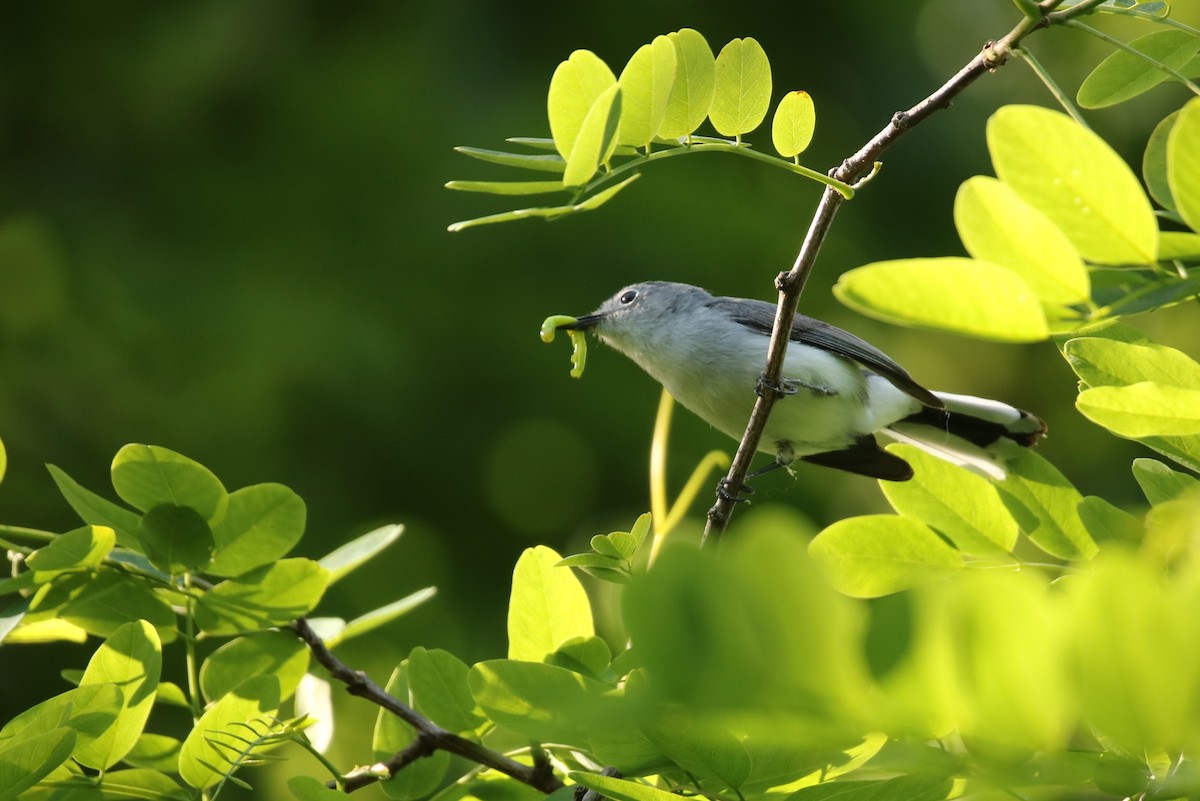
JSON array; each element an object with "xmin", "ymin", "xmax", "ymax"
[{"xmin": 883, "ymin": 392, "xmax": 1046, "ymax": 480}]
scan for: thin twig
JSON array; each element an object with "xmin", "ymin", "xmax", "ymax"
[
  {"xmin": 702, "ymin": 0, "xmax": 1106, "ymax": 543},
  {"xmin": 289, "ymin": 618, "xmax": 564, "ymax": 795}
]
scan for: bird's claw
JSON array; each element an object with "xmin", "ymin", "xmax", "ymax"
[
  {"xmin": 756, "ymin": 373, "xmax": 836, "ymax": 399},
  {"xmin": 717, "ymin": 478, "xmax": 755, "ymax": 504}
]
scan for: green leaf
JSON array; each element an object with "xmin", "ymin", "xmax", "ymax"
[
  {"xmin": 1077, "ymin": 383, "xmax": 1200, "ymax": 436},
  {"xmin": 452, "ymin": 146, "xmax": 566, "ymax": 173},
  {"xmin": 787, "ymin": 772, "xmax": 954, "ymax": 801},
  {"xmin": 178, "ymin": 674, "xmax": 281, "ymax": 790},
  {"xmin": 1077, "ymin": 30, "xmax": 1200, "ymax": 108},
  {"xmin": 208, "ymin": 483, "xmax": 307, "ymax": 578},
  {"xmin": 1132, "ymin": 457, "xmax": 1200, "ymax": 505},
  {"xmin": 880, "ymin": 444, "xmax": 1018, "ymax": 555},
  {"xmin": 1078, "ymin": 495, "xmax": 1144, "ymax": 545},
  {"xmin": 833, "ymin": 257, "xmax": 1049, "ymax": 342},
  {"xmin": 25, "ymin": 526, "xmax": 115, "ymax": 575},
  {"xmin": 0, "ymin": 728, "xmax": 76, "ymax": 801},
  {"xmin": 568, "ymin": 772, "xmax": 694, "ymax": 801},
  {"xmin": 408, "ymin": 646, "xmax": 488, "ymax": 737},
  {"xmin": 709, "ymin": 37, "xmax": 772, "ymax": 138},
  {"xmin": 468, "ymin": 659, "xmax": 609, "ymax": 744},
  {"xmin": 47, "ymin": 464, "xmax": 142, "ymax": 548},
  {"xmin": 1063, "ymin": 336, "xmax": 1200, "ymax": 389},
  {"xmin": 446, "ymin": 173, "xmax": 641, "ymax": 232},
  {"xmin": 373, "ymin": 663, "xmax": 449, "ymax": 801},
  {"xmin": 139, "ymin": 504, "xmax": 214, "ymax": 575},
  {"xmin": 772, "ymin": 90, "xmax": 816, "ymax": 158},
  {"xmin": 327, "ymin": 587, "xmax": 437, "ymax": 647},
  {"xmin": 31, "ymin": 571, "xmax": 177, "ymax": 642},
  {"xmin": 445, "ymin": 179, "xmax": 569, "ymax": 196},
  {"xmin": 809, "ymin": 515, "xmax": 962, "ymax": 598},
  {"xmin": 0, "ymin": 684, "xmax": 120, "ymax": 761},
  {"xmin": 289, "ymin": 774, "xmax": 350, "ymax": 801},
  {"xmin": 82, "ymin": 769, "xmax": 192, "ymax": 801},
  {"xmin": 987, "ymin": 105, "xmax": 1157, "ymax": 265},
  {"xmin": 658, "ymin": 28, "xmax": 716, "ymax": 139},
  {"xmin": 953, "ymin": 176, "xmax": 1089, "ymax": 305},
  {"xmin": 1143, "ymin": 110, "xmax": 1179, "ymax": 212},
  {"xmin": 548, "ymin": 50, "xmax": 616, "ymax": 160},
  {"xmin": 1160, "ymin": 231, "xmax": 1200, "ymax": 261},
  {"xmin": 123, "ymin": 732, "xmax": 183, "ymax": 771},
  {"xmin": 110, "ymin": 444, "xmax": 228, "ymax": 523},
  {"xmin": 995, "ymin": 444, "xmax": 1098, "ymax": 560},
  {"xmin": 548, "ymin": 635, "xmax": 613, "ymax": 678},
  {"xmin": 1168, "ymin": 97, "xmax": 1200, "ymax": 233},
  {"xmin": 201, "ymin": 631, "xmax": 310, "ymax": 704},
  {"xmin": 196, "ymin": 558, "xmax": 330, "ymax": 635},
  {"xmin": 563, "ymin": 84, "xmax": 622, "ymax": 188},
  {"xmin": 75, "ymin": 620, "xmax": 162, "ymax": 771},
  {"xmin": 0, "ymin": 436, "xmax": 5, "ymax": 485},
  {"xmin": 617, "ymin": 36, "xmax": 677, "ymax": 149},
  {"xmin": 642, "ymin": 714, "xmax": 752, "ymax": 790},
  {"xmin": 318, "ymin": 523, "xmax": 403, "ymax": 583},
  {"xmin": 507, "ymin": 545, "xmax": 593, "ymax": 662}
]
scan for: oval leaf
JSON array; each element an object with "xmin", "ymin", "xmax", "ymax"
[
  {"xmin": 987, "ymin": 105, "xmax": 1157, "ymax": 265},
  {"xmin": 563, "ymin": 84, "xmax": 622, "ymax": 188},
  {"xmin": 1143, "ymin": 110, "xmax": 1179, "ymax": 213},
  {"xmin": 954, "ymin": 176, "xmax": 1089, "ymax": 305},
  {"xmin": 373, "ymin": 663, "xmax": 450, "ymax": 801},
  {"xmin": 208, "ymin": 483, "xmax": 307, "ymax": 578},
  {"xmin": 709, "ymin": 37, "xmax": 772, "ymax": 138},
  {"xmin": 834, "ymin": 257, "xmax": 1049, "ymax": 342},
  {"xmin": 772, "ymin": 90, "xmax": 816, "ymax": 158},
  {"xmin": 196, "ymin": 558, "xmax": 330, "ymax": 635},
  {"xmin": 75, "ymin": 620, "xmax": 162, "ymax": 771},
  {"xmin": 409, "ymin": 646, "xmax": 488, "ymax": 737},
  {"xmin": 1168, "ymin": 97, "xmax": 1200, "ymax": 233},
  {"xmin": 658, "ymin": 28, "xmax": 716, "ymax": 139},
  {"xmin": 809, "ymin": 515, "xmax": 962, "ymax": 598},
  {"xmin": 1078, "ymin": 30, "xmax": 1200, "ymax": 109},
  {"xmin": 179, "ymin": 674, "xmax": 281, "ymax": 790},
  {"xmin": 139, "ymin": 504, "xmax": 214, "ymax": 575},
  {"xmin": 881, "ymin": 443, "xmax": 1019, "ymax": 555},
  {"xmin": 617, "ymin": 36, "xmax": 677, "ymax": 149},
  {"xmin": 507, "ymin": 546, "xmax": 593, "ymax": 662},
  {"xmin": 548, "ymin": 50, "xmax": 616, "ymax": 160},
  {"xmin": 996, "ymin": 444, "xmax": 1098, "ymax": 560},
  {"xmin": 1132, "ymin": 457, "xmax": 1200, "ymax": 505},
  {"xmin": 200, "ymin": 631, "xmax": 310, "ymax": 704},
  {"xmin": 1078, "ymin": 383, "xmax": 1200, "ymax": 436},
  {"xmin": 110, "ymin": 444, "xmax": 228, "ymax": 523}
]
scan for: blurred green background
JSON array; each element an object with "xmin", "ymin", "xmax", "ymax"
[{"xmin": 2, "ymin": 1, "xmax": 1198, "ymax": 795}]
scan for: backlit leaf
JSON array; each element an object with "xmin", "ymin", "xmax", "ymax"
[
  {"xmin": 75, "ymin": 620, "xmax": 162, "ymax": 770},
  {"xmin": 710, "ymin": 37, "xmax": 772, "ymax": 137},
  {"xmin": 111, "ymin": 444, "xmax": 228, "ymax": 523},
  {"xmin": 507, "ymin": 545, "xmax": 593, "ymax": 662},
  {"xmin": 996, "ymin": 444, "xmax": 1098, "ymax": 560},
  {"xmin": 617, "ymin": 36, "xmax": 677, "ymax": 149},
  {"xmin": 208, "ymin": 483, "xmax": 306, "ymax": 578},
  {"xmin": 809, "ymin": 516, "xmax": 962, "ymax": 598},
  {"xmin": 548, "ymin": 50, "xmax": 616, "ymax": 160},
  {"xmin": 178, "ymin": 674, "xmax": 281, "ymax": 789},
  {"xmin": 563, "ymin": 84, "xmax": 621, "ymax": 187},
  {"xmin": 1077, "ymin": 383, "xmax": 1200, "ymax": 436},
  {"xmin": 772, "ymin": 90, "xmax": 816, "ymax": 158},
  {"xmin": 201, "ymin": 631, "xmax": 310, "ymax": 703},
  {"xmin": 196, "ymin": 558, "xmax": 329, "ymax": 635},
  {"xmin": 1143, "ymin": 110, "xmax": 1179, "ymax": 212},
  {"xmin": 658, "ymin": 29, "xmax": 716, "ymax": 139},
  {"xmin": 1168, "ymin": 97, "xmax": 1200, "ymax": 233},
  {"xmin": 373, "ymin": 663, "xmax": 449, "ymax": 801},
  {"xmin": 834, "ymin": 257, "xmax": 1049, "ymax": 342},
  {"xmin": 47, "ymin": 464, "xmax": 142, "ymax": 548},
  {"xmin": 1132, "ymin": 457, "xmax": 1200, "ymax": 505},
  {"xmin": 988, "ymin": 105, "xmax": 1157, "ymax": 265}
]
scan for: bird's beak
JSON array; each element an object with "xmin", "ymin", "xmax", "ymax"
[{"xmin": 561, "ymin": 312, "xmax": 606, "ymax": 331}]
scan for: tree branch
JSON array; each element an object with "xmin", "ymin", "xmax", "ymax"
[
  {"xmin": 702, "ymin": 0, "xmax": 1102, "ymax": 543},
  {"xmin": 289, "ymin": 618, "xmax": 564, "ymax": 795}
]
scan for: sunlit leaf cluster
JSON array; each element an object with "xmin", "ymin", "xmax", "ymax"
[{"xmin": 447, "ymin": 29, "xmax": 835, "ymax": 232}]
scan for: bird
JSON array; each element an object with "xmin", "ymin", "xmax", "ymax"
[{"xmin": 561, "ymin": 281, "xmax": 1045, "ymax": 482}]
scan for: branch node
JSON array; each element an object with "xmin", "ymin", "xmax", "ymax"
[{"xmin": 890, "ymin": 110, "xmax": 912, "ymax": 130}]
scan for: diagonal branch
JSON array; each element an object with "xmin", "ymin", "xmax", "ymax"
[
  {"xmin": 702, "ymin": 0, "xmax": 1108, "ymax": 543},
  {"xmin": 289, "ymin": 618, "xmax": 564, "ymax": 795}
]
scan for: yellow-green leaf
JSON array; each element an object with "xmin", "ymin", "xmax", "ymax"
[
  {"xmin": 547, "ymin": 50, "xmax": 616, "ymax": 160},
  {"xmin": 75, "ymin": 620, "xmax": 162, "ymax": 771},
  {"xmin": 563, "ymin": 84, "xmax": 621, "ymax": 188},
  {"xmin": 617, "ymin": 36, "xmax": 677, "ymax": 149},
  {"xmin": 987, "ymin": 105, "xmax": 1157, "ymax": 265},
  {"xmin": 1078, "ymin": 383, "xmax": 1200, "ymax": 436},
  {"xmin": 1144, "ymin": 111, "xmax": 1179, "ymax": 213},
  {"xmin": 834, "ymin": 257, "xmax": 1049, "ymax": 342},
  {"xmin": 658, "ymin": 28, "xmax": 716, "ymax": 140},
  {"xmin": 954, "ymin": 176, "xmax": 1089, "ymax": 305},
  {"xmin": 709, "ymin": 37, "xmax": 772, "ymax": 138},
  {"xmin": 809, "ymin": 515, "xmax": 963, "ymax": 598},
  {"xmin": 178, "ymin": 674, "xmax": 281, "ymax": 790},
  {"xmin": 507, "ymin": 545, "xmax": 593, "ymax": 662},
  {"xmin": 1168, "ymin": 97, "xmax": 1200, "ymax": 233},
  {"xmin": 771, "ymin": 90, "xmax": 816, "ymax": 159}
]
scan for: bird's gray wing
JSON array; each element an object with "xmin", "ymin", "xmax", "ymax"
[{"xmin": 709, "ymin": 296, "xmax": 943, "ymax": 408}]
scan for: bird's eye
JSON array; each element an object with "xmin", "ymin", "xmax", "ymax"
[{"xmin": 619, "ymin": 289, "xmax": 638, "ymax": 305}]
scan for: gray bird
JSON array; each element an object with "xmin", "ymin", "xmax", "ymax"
[{"xmin": 563, "ymin": 281, "xmax": 1045, "ymax": 481}]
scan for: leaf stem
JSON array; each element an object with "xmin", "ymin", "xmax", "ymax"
[{"xmin": 1011, "ymin": 46, "xmax": 1091, "ymax": 128}]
